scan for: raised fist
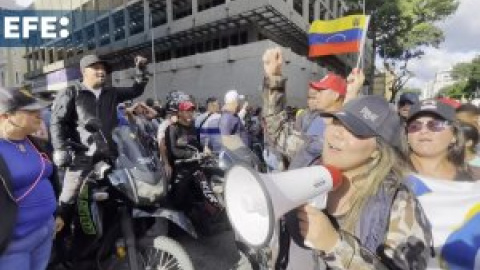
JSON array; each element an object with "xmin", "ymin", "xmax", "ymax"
[
  {"xmin": 134, "ymin": 55, "xmax": 148, "ymax": 70},
  {"xmin": 262, "ymin": 47, "xmax": 283, "ymax": 77}
]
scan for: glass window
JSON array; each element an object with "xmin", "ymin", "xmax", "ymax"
[
  {"xmin": 16, "ymin": 72, "xmax": 19, "ymax": 84},
  {"xmin": 239, "ymin": 31, "xmax": 248, "ymax": 44},
  {"xmin": 128, "ymin": 2, "xmax": 144, "ymax": 35},
  {"xmin": 85, "ymin": 24, "xmax": 96, "ymax": 50},
  {"xmin": 73, "ymin": 31, "xmax": 83, "ymax": 53},
  {"xmin": 149, "ymin": 0, "xmax": 167, "ymax": 27},
  {"xmin": 204, "ymin": 40, "xmax": 212, "ymax": 51},
  {"xmin": 56, "ymin": 40, "xmax": 65, "ymax": 61},
  {"xmin": 173, "ymin": 0, "xmax": 192, "ymax": 20},
  {"xmin": 98, "ymin": 18, "xmax": 110, "ymax": 46},
  {"xmin": 48, "ymin": 49, "xmax": 54, "ymax": 64},
  {"xmin": 198, "ymin": 0, "xmax": 225, "ymax": 12},
  {"xmin": 196, "ymin": 42, "xmax": 204, "ymax": 53},
  {"xmin": 293, "ymin": 0, "xmax": 303, "ymax": 16},
  {"xmin": 221, "ymin": 36, "xmax": 228, "ymax": 48},
  {"xmin": 0, "ymin": 71, "xmax": 4, "ymax": 86},
  {"xmin": 113, "ymin": 11, "xmax": 126, "ymax": 41},
  {"xmin": 72, "ymin": 8, "xmax": 82, "ymax": 30},
  {"xmin": 65, "ymin": 36, "xmax": 74, "ymax": 58}
]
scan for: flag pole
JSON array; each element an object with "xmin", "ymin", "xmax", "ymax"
[{"xmin": 355, "ymin": 15, "xmax": 370, "ymax": 70}]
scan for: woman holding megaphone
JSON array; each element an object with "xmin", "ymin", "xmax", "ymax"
[{"xmin": 262, "ymin": 48, "xmax": 432, "ymax": 269}]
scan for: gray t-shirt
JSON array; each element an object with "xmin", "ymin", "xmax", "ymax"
[{"xmin": 219, "ymin": 111, "xmax": 249, "ymax": 146}]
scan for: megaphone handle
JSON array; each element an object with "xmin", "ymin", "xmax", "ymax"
[{"xmin": 309, "ymin": 194, "xmax": 327, "ymax": 210}]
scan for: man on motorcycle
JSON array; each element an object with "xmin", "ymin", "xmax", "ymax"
[
  {"xmin": 50, "ymin": 54, "xmax": 149, "ymax": 221},
  {"xmin": 165, "ymin": 100, "xmax": 204, "ymax": 212}
]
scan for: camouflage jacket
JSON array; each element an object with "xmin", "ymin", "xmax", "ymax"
[
  {"xmin": 262, "ymin": 75, "xmax": 306, "ymax": 162},
  {"xmin": 262, "ymin": 76, "xmax": 432, "ymax": 269}
]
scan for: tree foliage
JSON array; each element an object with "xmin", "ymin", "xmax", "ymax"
[
  {"xmin": 440, "ymin": 55, "xmax": 480, "ymax": 98},
  {"xmin": 345, "ymin": 0, "xmax": 459, "ymax": 100}
]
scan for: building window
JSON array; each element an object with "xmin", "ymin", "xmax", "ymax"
[
  {"xmin": 65, "ymin": 36, "xmax": 74, "ymax": 59},
  {"xmin": 149, "ymin": 0, "xmax": 167, "ymax": 27},
  {"xmin": 1, "ymin": 71, "xmax": 4, "ymax": 86},
  {"xmin": 239, "ymin": 31, "xmax": 248, "ymax": 44},
  {"xmin": 73, "ymin": 31, "xmax": 84, "ymax": 54},
  {"xmin": 56, "ymin": 41, "xmax": 65, "ymax": 61},
  {"xmin": 85, "ymin": 24, "xmax": 96, "ymax": 50},
  {"xmin": 113, "ymin": 11, "xmax": 126, "ymax": 41},
  {"xmin": 40, "ymin": 50, "xmax": 46, "ymax": 63},
  {"xmin": 173, "ymin": 0, "xmax": 192, "ymax": 20},
  {"xmin": 128, "ymin": 2, "xmax": 145, "ymax": 35},
  {"xmin": 198, "ymin": 0, "xmax": 225, "ymax": 12},
  {"xmin": 309, "ymin": 1, "xmax": 315, "ymax": 22},
  {"xmin": 72, "ymin": 8, "xmax": 82, "ymax": 30},
  {"xmin": 98, "ymin": 18, "xmax": 110, "ymax": 46},
  {"xmin": 293, "ymin": 0, "xmax": 303, "ymax": 16},
  {"xmin": 48, "ymin": 49, "xmax": 54, "ymax": 64}
]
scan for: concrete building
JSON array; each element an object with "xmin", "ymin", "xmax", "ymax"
[
  {"xmin": 423, "ymin": 69, "xmax": 457, "ymax": 99},
  {"xmin": 0, "ymin": 48, "xmax": 28, "ymax": 88},
  {"xmin": 24, "ymin": 0, "xmax": 371, "ymax": 106}
]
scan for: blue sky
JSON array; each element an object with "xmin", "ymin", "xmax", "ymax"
[{"xmin": 406, "ymin": 0, "xmax": 480, "ymax": 90}]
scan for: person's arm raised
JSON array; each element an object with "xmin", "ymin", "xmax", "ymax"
[{"xmin": 262, "ymin": 47, "xmax": 305, "ymax": 161}]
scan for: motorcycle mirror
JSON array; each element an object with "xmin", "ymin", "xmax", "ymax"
[{"xmin": 85, "ymin": 118, "xmax": 102, "ymax": 133}]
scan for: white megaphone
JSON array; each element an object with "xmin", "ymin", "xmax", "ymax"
[{"xmin": 224, "ymin": 165, "xmax": 342, "ymax": 248}]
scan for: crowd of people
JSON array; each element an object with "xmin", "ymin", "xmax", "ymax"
[{"xmin": 0, "ymin": 47, "xmax": 479, "ymax": 270}]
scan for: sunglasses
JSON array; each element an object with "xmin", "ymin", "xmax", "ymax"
[{"xmin": 406, "ymin": 119, "xmax": 451, "ymax": 133}]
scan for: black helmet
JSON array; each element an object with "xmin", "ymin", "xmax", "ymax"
[
  {"xmin": 165, "ymin": 91, "xmax": 190, "ymax": 113},
  {"xmin": 0, "ymin": 87, "xmax": 49, "ymax": 114}
]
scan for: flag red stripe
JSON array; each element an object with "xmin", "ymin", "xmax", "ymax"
[{"xmin": 309, "ymin": 41, "xmax": 360, "ymax": 57}]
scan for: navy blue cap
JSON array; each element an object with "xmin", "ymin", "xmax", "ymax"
[{"xmin": 399, "ymin": 92, "xmax": 419, "ymax": 105}]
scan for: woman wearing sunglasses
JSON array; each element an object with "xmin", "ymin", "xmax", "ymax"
[{"xmin": 406, "ymin": 99, "xmax": 480, "ymax": 269}]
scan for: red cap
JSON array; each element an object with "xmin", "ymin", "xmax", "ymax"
[
  {"xmin": 437, "ymin": 97, "xmax": 461, "ymax": 109},
  {"xmin": 309, "ymin": 73, "xmax": 347, "ymax": 96},
  {"xmin": 323, "ymin": 165, "xmax": 343, "ymax": 190},
  {"xmin": 178, "ymin": 101, "xmax": 195, "ymax": 111}
]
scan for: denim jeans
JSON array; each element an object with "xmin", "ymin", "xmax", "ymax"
[{"xmin": 0, "ymin": 217, "xmax": 54, "ymax": 270}]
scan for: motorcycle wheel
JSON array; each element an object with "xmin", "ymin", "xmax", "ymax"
[{"xmin": 139, "ymin": 236, "xmax": 194, "ymax": 270}]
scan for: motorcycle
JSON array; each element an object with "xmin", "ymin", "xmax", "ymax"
[{"xmin": 50, "ymin": 119, "xmax": 195, "ymax": 270}]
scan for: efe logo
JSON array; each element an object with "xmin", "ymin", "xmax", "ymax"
[{"xmin": 3, "ymin": 16, "xmax": 69, "ymax": 39}]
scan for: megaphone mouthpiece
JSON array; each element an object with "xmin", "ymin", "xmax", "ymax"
[{"xmin": 323, "ymin": 165, "xmax": 343, "ymax": 190}]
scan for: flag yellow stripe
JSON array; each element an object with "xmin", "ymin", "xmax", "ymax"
[{"xmin": 309, "ymin": 15, "xmax": 367, "ymax": 34}]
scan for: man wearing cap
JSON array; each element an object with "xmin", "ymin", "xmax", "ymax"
[
  {"xmin": 262, "ymin": 47, "xmax": 365, "ymax": 170},
  {"xmin": 50, "ymin": 54, "xmax": 149, "ymax": 218},
  {"xmin": 164, "ymin": 100, "xmax": 202, "ymax": 212},
  {"xmin": 397, "ymin": 92, "xmax": 420, "ymax": 121},
  {"xmin": 219, "ymin": 89, "xmax": 249, "ymax": 146}
]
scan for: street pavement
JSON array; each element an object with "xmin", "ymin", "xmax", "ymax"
[{"xmin": 176, "ymin": 229, "xmax": 241, "ymax": 270}]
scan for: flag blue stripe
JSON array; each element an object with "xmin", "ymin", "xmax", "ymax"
[{"xmin": 308, "ymin": 28, "xmax": 363, "ymax": 46}]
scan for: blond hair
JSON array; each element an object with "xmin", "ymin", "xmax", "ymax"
[{"xmin": 342, "ymin": 139, "xmax": 407, "ymax": 233}]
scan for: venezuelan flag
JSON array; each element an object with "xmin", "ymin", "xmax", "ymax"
[{"xmin": 309, "ymin": 15, "xmax": 368, "ymax": 57}]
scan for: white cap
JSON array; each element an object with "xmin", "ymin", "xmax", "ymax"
[{"xmin": 224, "ymin": 90, "xmax": 245, "ymax": 104}]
